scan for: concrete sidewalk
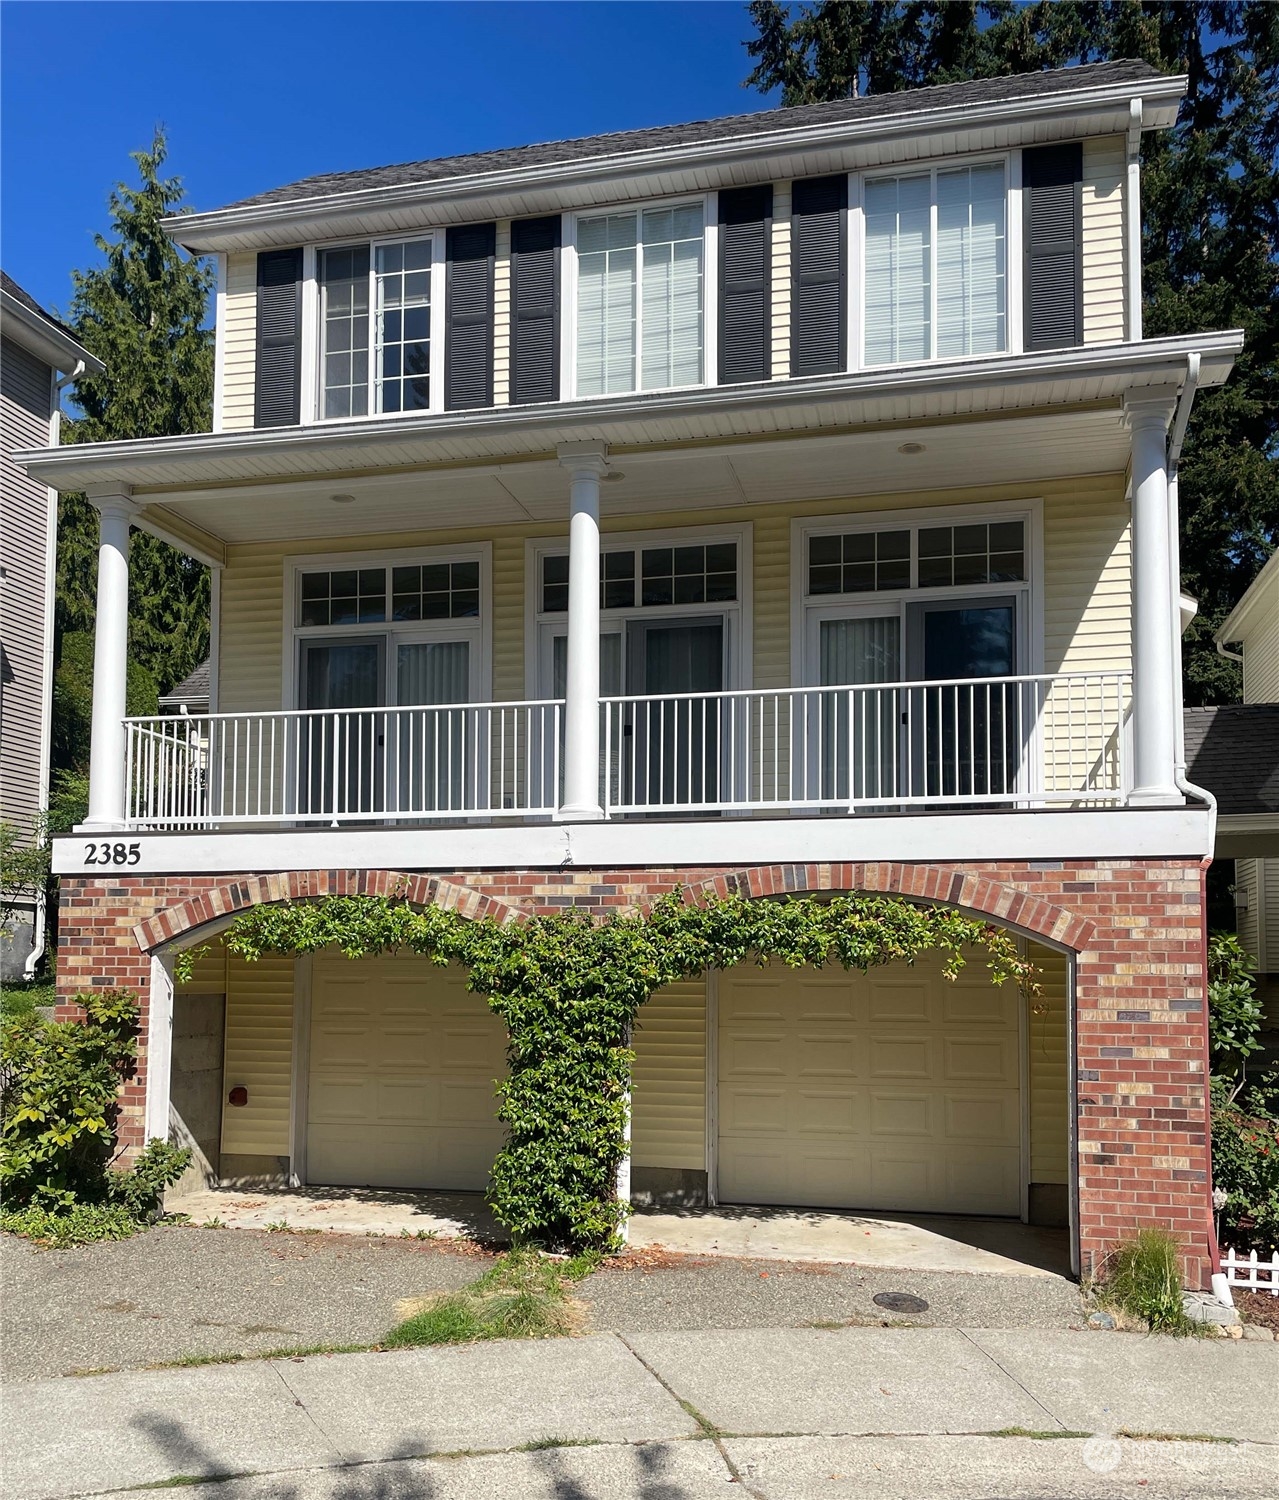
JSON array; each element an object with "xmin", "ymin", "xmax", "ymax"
[{"xmin": 2, "ymin": 1327, "xmax": 1275, "ymax": 1500}]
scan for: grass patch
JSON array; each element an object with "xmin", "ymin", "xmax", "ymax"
[
  {"xmin": 0, "ymin": 978, "xmax": 53, "ymax": 1021},
  {"xmin": 129, "ymin": 1477, "xmax": 251, "ymax": 1491},
  {"xmin": 1, "ymin": 1202, "xmax": 140, "ymax": 1249},
  {"xmin": 515, "ymin": 1437, "xmax": 603, "ymax": 1453},
  {"xmin": 385, "ymin": 1250, "xmax": 582, "ymax": 1348},
  {"xmin": 144, "ymin": 1342, "xmax": 370, "ymax": 1372},
  {"xmin": 1092, "ymin": 1228, "xmax": 1199, "ymax": 1336},
  {"xmin": 985, "ymin": 1427, "xmax": 1093, "ymax": 1440},
  {"xmin": 1114, "ymin": 1429, "xmax": 1238, "ymax": 1445}
]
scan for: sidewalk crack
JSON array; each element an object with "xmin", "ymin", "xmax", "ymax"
[
  {"xmin": 958, "ymin": 1328, "xmax": 1065, "ymax": 1431},
  {"xmin": 267, "ymin": 1356, "xmax": 352, "ymax": 1466},
  {"xmin": 613, "ymin": 1333, "xmax": 766, "ymax": 1500}
]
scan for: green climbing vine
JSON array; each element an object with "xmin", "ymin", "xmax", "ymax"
[{"xmin": 223, "ymin": 889, "xmax": 1036, "ymax": 1251}]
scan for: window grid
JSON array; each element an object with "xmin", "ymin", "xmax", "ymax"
[
  {"xmin": 299, "ymin": 567, "xmax": 386, "ymax": 626},
  {"xmin": 319, "ymin": 247, "xmax": 371, "ymax": 420},
  {"xmin": 918, "ymin": 522, "xmax": 1025, "ymax": 588},
  {"xmin": 540, "ymin": 543, "xmax": 737, "ymax": 613},
  {"xmin": 392, "ymin": 560, "xmax": 480, "ymax": 620},
  {"xmin": 375, "ymin": 241, "xmax": 432, "ymax": 414},
  {"xmin": 804, "ymin": 520, "xmax": 1025, "ymax": 597},
  {"xmin": 809, "ymin": 530, "xmax": 910, "ymax": 595}
]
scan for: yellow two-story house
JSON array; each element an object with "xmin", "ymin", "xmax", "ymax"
[{"xmin": 20, "ymin": 59, "xmax": 1244, "ymax": 1286}]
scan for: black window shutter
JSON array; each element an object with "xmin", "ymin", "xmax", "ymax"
[
  {"xmin": 253, "ymin": 247, "xmax": 302, "ymax": 427},
  {"xmin": 1023, "ymin": 144, "xmax": 1083, "ymax": 351},
  {"xmin": 718, "ymin": 185, "xmax": 772, "ymax": 386},
  {"xmin": 445, "ymin": 223, "xmax": 497, "ymax": 410},
  {"xmin": 790, "ymin": 175, "xmax": 847, "ymax": 377},
  {"xmin": 510, "ymin": 215, "xmax": 560, "ymax": 405}
]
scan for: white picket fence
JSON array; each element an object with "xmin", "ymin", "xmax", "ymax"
[{"xmin": 1221, "ymin": 1246, "xmax": 1279, "ymax": 1296}]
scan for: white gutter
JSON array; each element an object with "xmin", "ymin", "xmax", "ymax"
[
  {"xmin": 1125, "ymin": 99, "xmax": 1144, "ymax": 342},
  {"xmin": 24, "ymin": 357, "xmax": 88, "ymax": 980},
  {"xmin": 0, "ymin": 289, "xmax": 104, "ymax": 377},
  {"xmin": 163, "ymin": 74, "xmax": 1186, "ymax": 252},
  {"xmin": 13, "ymin": 329, "xmax": 1245, "ymax": 491}
]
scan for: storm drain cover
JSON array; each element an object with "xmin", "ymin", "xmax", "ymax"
[{"xmin": 873, "ymin": 1291, "xmax": 929, "ymax": 1314}]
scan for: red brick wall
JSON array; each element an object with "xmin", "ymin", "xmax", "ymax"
[{"xmin": 55, "ymin": 856, "xmax": 1215, "ymax": 1285}]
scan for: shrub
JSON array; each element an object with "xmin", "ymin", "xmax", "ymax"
[
  {"xmin": 1210, "ymin": 1076, "xmax": 1279, "ymax": 1252},
  {"xmin": 1207, "ymin": 932, "xmax": 1262, "ymax": 1096},
  {"xmin": 1097, "ymin": 1228, "xmax": 1196, "ymax": 1335},
  {"xmin": 0, "ymin": 990, "xmax": 189, "ymax": 1247}
]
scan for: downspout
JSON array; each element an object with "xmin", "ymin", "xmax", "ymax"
[
  {"xmin": 1165, "ymin": 353, "xmax": 1229, "ymax": 1300},
  {"xmin": 24, "ymin": 359, "xmax": 86, "ymax": 980}
]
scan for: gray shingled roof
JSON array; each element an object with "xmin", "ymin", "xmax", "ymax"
[
  {"xmin": 158, "ymin": 658, "xmax": 212, "ymax": 709},
  {"xmin": 1184, "ymin": 705, "xmax": 1279, "ymax": 817},
  {"xmin": 221, "ymin": 60, "xmax": 1163, "ymax": 213},
  {"xmin": 1, "ymin": 270, "xmax": 79, "ymax": 341}
]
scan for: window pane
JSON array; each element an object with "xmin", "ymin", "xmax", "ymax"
[
  {"xmin": 937, "ymin": 164, "xmax": 1006, "ymax": 358},
  {"xmin": 576, "ymin": 214, "xmax": 637, "ymax": 396},
  {"xmin": 375, "ymin": 239, "xmax": 431, "ymax": 414},
  {"xmin": 865, "ymin": 174, "xmax": 931, "ymax": 366},
  {"xmin": 320, "ymin": 246, "xmax": 370, "ymax": 418},
  {"xmin": 640, "ymin": 204, "xmax": 704, "ymax": 391}
]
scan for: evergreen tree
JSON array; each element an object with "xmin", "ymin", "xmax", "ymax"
[
  {"xmin": 745, "ymin": 1, "xmax": 1278, "ymax": 703},
  {"xmin": 55, "ymin": 128, "xmax": 214, "ymax": 769}
]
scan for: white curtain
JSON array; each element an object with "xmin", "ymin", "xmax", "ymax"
[
  {"xmin": 819, "ymin": 616, "xmax": 901, "ymax": 801},
  {"xmin": 937, "ymin": 164, "xmax": 1006, "ymax": 358},
  {"xmin": 864, "ymin": 174, "xmax": 931, "ymax": 365},
  {"xmin": 396, "ymin": 641, "xmax": 469, "ymax": 812}
]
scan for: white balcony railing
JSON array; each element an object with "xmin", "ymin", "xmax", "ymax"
[{"xmin": 123, "ymin": 671, "xmax": 1130, "ymax": 830}]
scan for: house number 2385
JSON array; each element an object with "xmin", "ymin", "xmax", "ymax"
[{"xmin": 84, "ymin": 841, "xmax": 142, "ymax": 866}]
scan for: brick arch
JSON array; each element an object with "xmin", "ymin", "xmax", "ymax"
[
  {"xmin": 686, "ymin": 862, "xmax": 1094, "ymax": 951},
  {"xmin": 132, "ymin": 870, "xmax": 524, "ymax": 953}
]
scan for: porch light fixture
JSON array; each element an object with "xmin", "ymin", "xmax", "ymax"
[
  {"xmin": 330, "ymin": 492, "xmax": 357, "ymax": 504},
  {"xmin": 897, "ymin": 442, "xmax": 926, "ymax": 455},
  {"xmin": 602, "ymin": 470, "xmax": 626, "ymax": 483}
]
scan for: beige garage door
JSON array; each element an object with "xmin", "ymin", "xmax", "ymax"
[
  {"xmin": 718, "ymin": 954, "xmax": 1022, "ymax": 1216},
  {"xmin": 306, "ymin": 955, "xmax": 506, "ymax": 1191}
]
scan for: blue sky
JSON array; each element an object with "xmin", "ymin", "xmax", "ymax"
[{"xmin": 1, "ymin": 1, "xmax": 772, "ymax": 318}]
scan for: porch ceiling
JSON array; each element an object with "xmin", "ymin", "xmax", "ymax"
[{"xmin": 135, "ymin": 404, "xmax": 1134, "ymax": 547}]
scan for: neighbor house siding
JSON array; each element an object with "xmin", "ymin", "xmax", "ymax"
[
  {"xmin": 220, "ymin": 252, "xmax": 258, "ymax": 431},
  {"xmin": 220, "ymin": 949, "xmax": 295, "ymax": 1156},
  {"xmin": 1242, "ymin": 604, "xmax": 1279, "ymax": 703},
  {"xmin": 0, "ymin": 335, "xmax": 53, "ymax": 834},
  {"xmin": 1029, "ymin": 943, "xmax": 1069, "ymax": 1185},
  {"xmin": 1081, "ymin": 135, "xmax": 1127, "ymax": 344},
  {"xmin": 631, "ymin": 978, "xmax": 707, "ymax": 1172}
]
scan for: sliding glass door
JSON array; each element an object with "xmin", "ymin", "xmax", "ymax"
[
  {"xmin": 395, "ymin": 639, "xmax": 471, "ymax": 813},
  {"xmin": 299, "ymin": 638, "xmax": 385, "ymax": 818}
]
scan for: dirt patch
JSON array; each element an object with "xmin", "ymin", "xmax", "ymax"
[{"xmin": 1235, "ymin": 1289, "xmax": 1279, "ymax": 1334}]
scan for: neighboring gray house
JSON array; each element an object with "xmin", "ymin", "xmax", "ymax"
[
  {"xmin": 158, "ymin": 658, "xmax": 212, "ymax": 716},
  {"xmin": 0, "ymin": 272, "xmax": 102, "ymax": 980}
]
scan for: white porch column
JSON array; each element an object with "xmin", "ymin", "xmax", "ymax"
[
  {"xmin": 1124, "ymin": 392, "xmax": 1180, "ymax": 805},
  {"xmin": 84, "ymin": 486, "xmax": 139, "ymax": 831},
  {"xmin": 556, "ymin": 441, "xmax": 609, "ymax": 820}
]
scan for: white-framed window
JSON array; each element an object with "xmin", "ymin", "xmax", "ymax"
[
  {"xmin": 315, "ymin": 235, "xmax": 443, "ymax": 420},
  {"xmin": 860, "ymin": 159, "xmax": 1009, "ymax": 367},
  {"xmin": 566, "ymin": 196, "xmax": 713, "ymax": 399}
]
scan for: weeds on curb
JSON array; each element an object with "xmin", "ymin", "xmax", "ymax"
[
  {"xmin": 385, "ymin": 1250, "xmax": 584, "ymax": 1348},
  {"xmin": 1090, "ymin": 1228, "xmax": 1200, "ymax": 1336},
  {"xmin": 985, "ymin": 1427, "xmax": 1093, "ymax": 1440}
]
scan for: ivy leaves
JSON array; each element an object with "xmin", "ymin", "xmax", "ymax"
[{"xmin": 224, "ymin": 889, "xmax": 1034, "ymax": 1250}]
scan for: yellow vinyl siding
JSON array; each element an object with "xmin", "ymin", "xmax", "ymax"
[
  {"xmin": 493, "ymin": 220, "xmax": 511, "ymax": 406},
  {"xmin": 177, "ymin": 939, "xmax": 228, "ymax": 995},
  {"xmin": 1082, "ymin": 136, "xmax": 1127, "ymax": 344},
  {"xmin": 221, "ymin": 253, "xmax": 258, "ymax": 431},
  {"xmin": 220, "ymin": 950, "xmax": 295, "ymax": 1156},
  {"xmin": 1028, "ymin": 942, "xmax": 1069, "ymax": 1184},
  {"xmin": 770, "ymin": 182, "xmax": 791, "ymax": 378},
  {"xmin": 631, "ymin": 978, "xmax": 707, "ymax": 1171}
]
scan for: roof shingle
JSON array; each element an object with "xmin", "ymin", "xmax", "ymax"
[{"xmin": 1183, "ymin": 705, "xmax": 1279, "ymax": 817}]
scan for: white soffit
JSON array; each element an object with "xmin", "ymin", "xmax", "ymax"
[{"xmin": 137, "ymin": 407, "xmax": 1131, "ymax": 546}]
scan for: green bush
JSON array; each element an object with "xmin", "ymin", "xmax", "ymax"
[
  {"xmin": 0, "ymin": 990, "xmax": 189, "ymax": 1246},
  {"xmin": 1207, "ymin": 932, "xmax": 1263, "ymax": 1091},
  {"xmin": 1211, "ymin": 1076, "xmax": 1279, "ymax": 1252},
  {"xmin": 1098, "ymin": 1228, "xmax": 1196, "ymax": 1335}
]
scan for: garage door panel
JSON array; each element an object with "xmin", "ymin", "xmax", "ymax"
[
  {"xmin": 719, "ymin": 952, "xmax": 1022, "ymax": 1216},
  {"xmin": 307, "ymin": 957, "xmax": 505, "ymax": 1192}
]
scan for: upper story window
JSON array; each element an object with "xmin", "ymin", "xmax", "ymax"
[
  {"xmin": 319, "ymin": 237, "xmax": 433, "ymax": 419},
  {"xmin": 864, "ymin": 163, "xmax": 1007, "ymax": 366},
  {"xmin": 806, "ymin": 519, "xmax": 1024, "ymax": 596},
  {"xmin": 574, "ymin": 202, "xmax": 705, "ymax": 397}
]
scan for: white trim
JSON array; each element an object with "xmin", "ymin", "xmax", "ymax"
[
  {"xmin": 299, "ymin": 244, "xmax": 318, "ymax": 425},
  {"xmin": 1007, "ymin": 149, "xmax": 1024, "ymax": 355},
  {"xmin": 281, "ymin": 542, "xmax": 493, "ymax": 714},
  {"xmin": 52, "ymin": 805, "xmax": 1212, "ymax": 877},
  {"xmin": 1125, "ymin": 99, "xmax": 1144, "ymax": 343},
  {"xmin": 211, "ymin": 253, "xmax": 227, "ymax": 433},
  {"xmin": 144, "ymin": 952, "xmax": 176, "ymax": 1141},
  {"xmin": 525, "ymin": 521, "xmax": 753, "ymax": 699},
  {"xmin": 1018, "ymin": 943, "xmax": 1031, "ymax": 1224},
  {"xmin": 289, "ymin": 954, "xmax": 311, "ymax": 1186},
  {"xmin": 704, "ymin": 969, "xmax": 719, "ymax": 1207},
  {"xmin": 562, "ymin": 191, "xmax": 715, "ymax": 404},
  {"xmin": 1066, "ymin": 947, "xmax": 1081, "ymax": 1278}
]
